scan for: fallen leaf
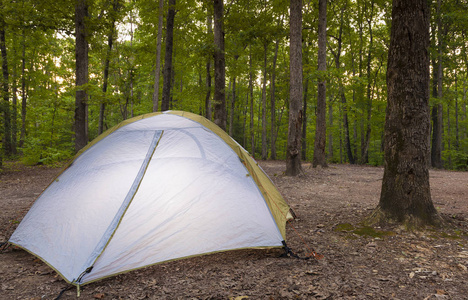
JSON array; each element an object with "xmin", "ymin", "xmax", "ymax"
[{"xmin": 93, "ymin": 293, "xmax": 105, "ymax": 299}]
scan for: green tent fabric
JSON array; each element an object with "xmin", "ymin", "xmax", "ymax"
[{"xmin": 9, "ymin": 111, "xmax": 290, "ymax": 286}]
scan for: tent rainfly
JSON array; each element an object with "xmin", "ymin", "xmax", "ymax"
[{"xmin": 9, "ymin": 111, "xmax": 290, "ymax": 287}]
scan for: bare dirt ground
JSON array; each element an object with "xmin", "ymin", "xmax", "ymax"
[{"xmin": 0, "ymin": 160, "xmax": 467, "ymax": 300}]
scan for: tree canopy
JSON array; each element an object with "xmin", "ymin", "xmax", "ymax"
[{"xmin": 0, "ymin": 0, "xmax": 467, "ymax": 171}]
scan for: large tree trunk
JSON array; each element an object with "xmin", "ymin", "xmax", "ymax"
[
  {"xmin": 152, "ymin": 0, "xmax": 164, "ymax": 112},
  {"xmin": 313, "ymin": 0, "xmax": 328, "ymax": 168},
  {"xmin": 286, "ymin": 0, "xmax": 303, "ymax": 176},
  {"xmin": 213, "ymin": 0, "xmax": 226, "ymax": 130},
  {"xmin": 161, "ymin": 0, "xmax": 176, "ymax": 111},
  {"xmin": 372, "ymin": 0, "xmax": 440, "ymax": 227},
  {"xmin": 74, "ymin": 0, "xmax": 89, "ymax": 152}
]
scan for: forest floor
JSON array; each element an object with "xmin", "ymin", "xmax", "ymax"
[{"xmin": 0, "ymin": 160, "xmax": 467, "ymax": 300}]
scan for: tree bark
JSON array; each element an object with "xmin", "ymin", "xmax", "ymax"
[
  {"xmin": 328, "ymin": 94, "xmax": 334, "ymax": 160},
  {"xmin": 249, "ymin": 47, "xmax": 255, "ymax": 158},
  {"xmin": 301, "ymin": 77, "xmax": 308, "ymax": 161},
  {"xmin": 270, "ymin": 39, "xmax": 279, "ymax": 160},
  {"xmin": 213, "ymin": 0, "xmax": 226, "ymax": 130},
  {"xmin": 360, "ymin": 0, "xmax": 375, "ymax": 164},
  {"xmin": 330, "ymin": 5, "xmax": 354, "ymax": 164},
  {"xmin": 152, "ymin": 0, "xmax": 164, "ymax": 112},
  {"xmin": 20, "ymin": 27, "xmax": 26, "ymax": 148},
  {"xmin": 373, "ymin": 0, "xmax": 440, "ymax": 227},
  {"xmin": 205, "ymin": 9, "xmax": 213, "ymax": 120},
  {"xmin": 286, "ymin": 0, "xmax": 303, "ymax": 176},
  {"xmin": 99, "ymin": 1, "xmax": 117, "ymax": 134},
  {"xmin": 313, "ymin": 0, "xmax": 328, "ymax": 168},
  {"xmin": 230, "ymin": 75, "xmax": 236, "ymax": 136},
  {"xmin": 161, "ymin": 0, "xmax": 176, "ymax": 112},
  {"xmin": 74, "ymin": 0, "xmax": 89, "ymax": 152},
  {"xmin": 431, "ymin": 0, "xmax": 443, "ymax": 168},
  {"xmin": 261, "ymin": 42, "xmax": 268, "ymax": 160},
  {"xmin": 0, "ymin": 24, "xmax": 11, "ymax": 159}
]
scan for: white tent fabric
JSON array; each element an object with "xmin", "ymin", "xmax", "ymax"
[{"xmin": 9, "ymin": 111, "xmax": 288, "ymax": 285}]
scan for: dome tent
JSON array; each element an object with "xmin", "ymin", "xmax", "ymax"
[{"xmin": 9, "ymin": 111, "xmax": 290, "ymax": 287}]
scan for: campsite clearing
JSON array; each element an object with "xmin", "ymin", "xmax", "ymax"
[{"xmin": 1, "ymin": 160, "xmax": 467, "ymax": 299}]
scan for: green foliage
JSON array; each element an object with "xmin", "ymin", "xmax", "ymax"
[
  {"xmin": 0, "ymin": 0, "xmax": 465, "ymax": 171},
  {"xmin": 22, "ymin": 137, "xmax": 73, "ymax": 166}
]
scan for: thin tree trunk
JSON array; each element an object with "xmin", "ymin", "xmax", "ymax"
[
  {"xmin": 301, "ymin": 77, "xmax": 308, "ymax": 161},
  {"xmin": 205, "ymin": 10, "xmax": 213, "ymax": 119},
  {"xmin": 360, "ymin": 0, "xmax": 375, "ymax": 164},
  {"xmin": 99, "ymin": 2, "xmax": 116, "ymax": 134},
  {"xmin": 447, "ymin": 104, "xmax": 451, "ymax": 168},
  {"xmin": 230, "ymin": 77, "xmax": 236, "ymax": 136},
  {"xmin": 286, "ymin": 0, "xmax": 303, "ymax": 176},
  {"xmin": 20, "ymin": 27, "xmax": 27, "ymax": 148},
  {"xmin": 161, "ymin": 0, "xmax": 176, "ymax": 111},
  {"xmin": 152, "ymin": 0, "xmax": 164, "ymax": 112},
  {"xmin": 0, "ymin": 23, "xmax": 11, "ymax": 157},
  {"xmin": 454, "ymin": 74, "xmax": 459, "ymax": 149},
  {"xmin": 229, "ymin": 55, "xmax": 239, "ymax": 136},
  {"xmin": 328, "ymin": 94, "xmax": 334, "ymax": 161},
  {"xmin": 431, "ymin": 0, "xmax": 443, "ymax": 168},
  {"xmin": 11, "ymin": 48, "xmax": 17, "ymax": 155},
  {"xmin": 213, "ymin": 0, "xmax": 226, "ymax": 130},
  {"xmin": 270, "ymin": 39, "xmax": 279, "ymax": 160},
  {"xmin": 331, "ymin": 5, "xmax": 354, "ymax": 164},
  {"xmin": 313, "ymin": 0, "xmax": 328, "ymax": 168},
  {"xmin": 249, "ymin": 47, "xmax": 255, "ymax": 158},
  {"xmin": 74, "ymin": 0, "xmax": 89, "ymax": 152},
  {"xmin": 261, "ymin": 43, "xmax": 268, "ymax": 160}
]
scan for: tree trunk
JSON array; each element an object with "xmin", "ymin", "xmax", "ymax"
[
  {"xmin": 213, "ymin": 0, "xmax": 226, "ymax": 131},
  {"xmin": 20, "ymin": 27, "xmax": 27, "ymax": 148},
  {"xmin": 372, "ymin": 0, "xmax": 440, "ymax": 227},
  {"xmin": 205, "ymin": 9, "xmax": 213, "ymax": 120},
  {"xmin": 301, "ymin": 77, "xmax": 308, "ymax": 161},
  {"xmin": 328, "ymin": 94, "xmax": 334, "ymax": 161},
  {"xmin": 11, "ymin": 48, "xmax": 17, "ymax": 155},
  {"xmin": 454, "ymin": 75, "xmax": 459, "ymax": 149},
  {"xmin": 231, "ymin": 76, "xmax": 237, "ymax": 136},
  {"xmin": 431, "ymin": 0, "xmax": 444, "ymax": 169},
  {"xmin": 0, "ymin": 21, "xmax": 11, "ymax": 160},
  {"xmin": 249, "ymin": 47, "xmax": 255, "ymax": 158},
  {"xmin": 261, "ymin": 43, "xmax": 268, "ymax": 160},
  {"xmin": 74, "ymin": 0, "xmax": 88, "ymax": 152},
  {"xmin": 161, "ymin": 0, "xmax": 176, "ymax": 112},
  {"xmin": 152, "ymin": 0, "xmax": 164, "ymax": 112},
  {"xmin": 286, "ymin": 0, "xmax": 303, "ymax": 176},
  {"xmin": 270, "ymin": 39, "xmax": 279, "ymax": 160},
  {"xmin": 341, "ymin": 90, "xmax": 355, "ymax": 164},
  {"xmin": 360, "ymin": 0, "xmax": 375, "ymax": 164},
  {"xmin": 313, "ymin": 0, "xmax": 328, "ymax": 168},
  {"xmin": 99, "ymin": 2, "xmax": 116, "ymax": 134},
  {"xmin": 331, "ymin": 5, "xmax": 354, "ymax": 164}
]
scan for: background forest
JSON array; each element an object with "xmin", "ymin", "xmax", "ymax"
[{"xmin": 0, "ymin": 0, "xmax": 467, "ymax": 170}]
